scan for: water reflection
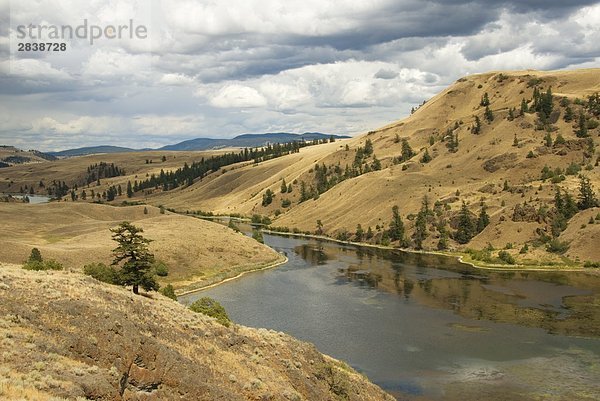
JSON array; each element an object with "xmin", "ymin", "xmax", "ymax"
[
  {"xmin": 307, "ymin": 242, "xmax": 600, "ymax": 338},
  {"xmin": 187, "ymin": 233, "xmax": 600, "ymax": 401}
]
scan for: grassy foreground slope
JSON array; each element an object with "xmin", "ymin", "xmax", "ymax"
[
  {"xmin": 0, "ymin": 264, "xmax": 393, "ymax": 401},
  {"xmin": 0, "ymin": 202, "xmax": 282, "ymax": 290}
]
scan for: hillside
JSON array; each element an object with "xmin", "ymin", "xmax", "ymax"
[
  {"xmin": 0, "ymin": 202, "xmax": 282, "ymax": 291},
  {"xmin": 139, "ymin": 69, "xmax": 600, "ymax": 266},
  {"xmin": 0, "ymin": 264, "xmax": 393, "ymax": 400},
  {"xmin": 2, "ymin": 69, "xmax": 599, "ymax": 267},
  {"xmin": 0, "ymin": 146, "xmax": 56, "ymax": 166}
]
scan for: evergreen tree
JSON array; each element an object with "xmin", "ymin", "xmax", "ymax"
[
  {"xmin": 578, "ymin": 175, "xmax": 598, "ymax": 210},
  {"xmin": 480, "ymin": 92, "xmax": 490, "ymax": 107},
  {"xmin": 420, "ymin": 148, "xmax": 432, "ymax": 163},
  {"xmin": 355, "ymin": 224, "xmax": 364, "ymax": 242},
  {"xmin": 436, "ymin": 221, "xmax": 449, "ymax": 250},
  {"xmin": 476, "ymin": 205, "xmax": 490, "ymax": 233},
  {"xmin": 262, "ymin": 189, "xmax": 274, "ymax": 206},
  {"xmin": 484, "ymin": 106, "xmax": 494, "ymax": 122},
  {"xmin": 544, "ymin": 132, "xmax": 553, "ymax": 147},
  {"xmin": 472, "ymin": 116, "xmax": 482, "ymax": 134},
  {"xmin": 110, "ymin": 222, "xmax": 158, "ymax": 295},
  {"xmin": 364, "ymin": 139, "xmax": 374, "ymax": 156},
  {"xmin": 28, "ymin": 248, "xmax": 43, "ymax": 263},
  {"xmin": 576, "ymin": 112, "xmax": 589, "ymax": 138},
  {"xmin": 564, "ymin": 106, "xmax": 574, "ymax": 122},
  {"xmin": 401, "ymin": 139, "xmax": 414, "ymax": 161},
  {"xmin": 316, "ymin": 220, "xmax": 324, "ymax": 235},
  {"xmin": 520, "ymin": 98, "xmax": 529, "ymax": 116},
  {"xmin": 413, "ymin": 196, "xmax": 430, "ymax": 249},
  {"xmin": 388, "ymin": 206, "xmax": 405, "ymax": 242},
  {"xmin": 454, "ymin": 202, "xmax": 475, "ymax": 244},
  {"xmin": 126, "ymin": 181, "xmax": 133, "ymax": 198}
]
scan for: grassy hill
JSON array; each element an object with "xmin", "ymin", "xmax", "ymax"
[
  {"xmin": 0, "ymin": 264, "xmax": 393, "ymax": 400},
  {"xmin": 1, "ymin": 69, "xmax": 599, "ymax": 267},
  {"xmin": 0, "ymin": 146, "xmax": 56, "ymax": 166},
  {"xmin": 0, "ymin": 202, "xmax": 283, "ymax": 291}
]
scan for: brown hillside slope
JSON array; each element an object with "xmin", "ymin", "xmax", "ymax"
[
  {"xmin": 0, "ymin": 265, "xmax": 393, "ymax": 401},
  {"xmin": 0, "ymin": 203, "xmax": 282, "ymax": 290},
  {"xmin": 272, "ymin": 69, "xmax": 600, "ymax": 264},
  {"xmin": 0, "ymin": 150, "xmax": 224, "ymax": 196}
]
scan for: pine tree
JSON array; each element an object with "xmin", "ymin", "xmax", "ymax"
[
  {"xmin": 436, "ymin": 221, "xmax": 449, "ymax": 250},
  {"xmin": 281, "ymin": 178, "xmax": 287, "ymax": 193},
  {"xmin": 544, "ymin": 132, "xmax": 553, "ymax": 147},
  {"xmin": 110, "ymin": 222, "xmax": 158, "ymax": 295},
  {"xmin": 476, "ymin": 205, "xmax": 490, "ymax": 233},
  {"xmin": 472, "ymin": 116, "xmax": 482, "ymax": 134},
  {"xmin": 388, "ymin": 206, "xmax": 405, "ymax": 242},
  {"xmin": 420, "ymin": 148, "xmax": 432, "ymax": 163},
  {"xmin": 401, "ymin": 139, "xmax": 414, "ymax": 161},
  {"xmin": 520, "ymin": 99, "xmax": 528, "ymax": 116},
  {"xmin": 355, "ymin": 224, "xmax": 364, "ymax": 242},
  {"xmin": 564, "ymin": 106, "xmax": 574, "ymax": 122},
  {"xmin": 480, "ymin": 92, "xmax": 490, "ymax": 107},
  {"xmin": 413, "ymin": 197, "xmax": 429, "ymax": 249},
  {"xmin": 578, "ymin": 175, "xmax": 598, "ymax": 210},
  {"xmin": 484, "ymin": 106, "xmax": 494, "ymax": 122},
  {"xmin": 576, "ymin": 112, "xmax": 588, "ymax": 138},
  {"xmin": 455, "ymin": 202, "xmax": 475, "ymax": 244},
  {"xmin": 316, "ymin": 220, "xmax": 324, "ymax": 235},
  {"xmin": 126, "ymin": 181, "xmax": 133, "ymax": 198}
]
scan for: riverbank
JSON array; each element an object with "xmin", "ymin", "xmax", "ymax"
[
  {"xmin": 175, "ymin": 253, "xmax": 288, "ymax": 296},
  {"xmin": 262, "ymin": 229, "xmax": 598, "ymax": 274}
]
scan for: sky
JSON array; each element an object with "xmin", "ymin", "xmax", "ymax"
[{"xmin": 1, "ymin": 0, "xmax": 600, "ymax": 151}]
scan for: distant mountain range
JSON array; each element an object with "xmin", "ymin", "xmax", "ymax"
[{"xmin": 48, "ymin": 132, "xmax": 348, "ymax": 157}]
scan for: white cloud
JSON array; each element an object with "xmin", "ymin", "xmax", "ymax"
[{"xmin": 210, "ymin": 84, "xmax": 267, "ymax": 108}]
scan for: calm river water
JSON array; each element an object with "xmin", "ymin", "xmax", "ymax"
[{"xmin": 180, "ymin": 233, "xmax": 600, "ymax": 401}]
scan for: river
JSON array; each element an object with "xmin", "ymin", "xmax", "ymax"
[{"xmin": 180, "ymin": 233, "xmax": 600, "ymax": 400}]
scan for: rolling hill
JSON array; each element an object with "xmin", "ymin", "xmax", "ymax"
[
  {"xmin": 45, "ymin": 132, "xmax": 349, "ymax": 156},
  {"xmin": 2, "ymin": 69, "xmax": 599, "ymax": 267},
  {"xmin": 0, "ymin": 202, "xmax": 283, "ymax": 291},
  {"xmin": 0, "ymin": 264, "xmax": 393, "ymax": 401},
  {"xmin": 144, "ymin": 68, "xmax": 600, "ymax": 266}
]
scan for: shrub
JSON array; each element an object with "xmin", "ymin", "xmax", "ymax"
[
  {"xmin": 498, "ymin": 250, "xmax": 516, "ymax": 265},
  {"xmin": 160, "ymin": 284, "xmax": 178, "ymax": 300},
  {"xmin": 23, "ymin": 259, "xmax": 64, "ymax": 271},
  {"xmin": 546, "ymin": 239, "xmax": 569, "ymax": 254},
  {"xmin": 189, "ymin": 297, "xmax": 231, "ymax": 327},
  {"xmin": 252, "ymin": 229, "xmax": 264, "ymax": 244},
  {"xmin": 83, "ymin": 262, "xmax": 121, "ymax": 284},
  {"xmin": 154, "ymin": 261, "xmax": 169, "ymax": 277}
]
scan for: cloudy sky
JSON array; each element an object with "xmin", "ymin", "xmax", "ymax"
[{"xmin": 1, "ymin": 0, "xmax": 600, "ymax": 151}]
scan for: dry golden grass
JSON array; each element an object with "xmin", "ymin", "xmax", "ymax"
[
  {"xmin": 0, "ymin": 264, "xmax": 394, "ymax": 401},
  {"xmin": 1, "ymin": 69, "xmax": 599, "ymax": 265},
  {"xmin": 0, "ymin": 202, "xmax": 282, "ymax": 290},
  {"xmin": 0, "ymin": 150, "xmax": 224, "ymax": 196}
]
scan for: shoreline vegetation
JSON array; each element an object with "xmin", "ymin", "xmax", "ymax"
[
  {"xmin": 261, "ymin": 229, "xmax": 596, "ymax": 274},
  {"xmin": 175, "ymin": 253, "xmax": 288, "ymax": 296}
]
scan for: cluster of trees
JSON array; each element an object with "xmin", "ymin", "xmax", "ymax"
[
  {"xmin": 85, "ymin": 162, "xmax": 125, "ymax": 185},
  {"xmin": 544, "ymin": 177, "xmax": 597, "ymax": 252},
  {"xmin": 23, "ymin": 248, "xmax": 63, "ymax": 271},
  {"xmin": 132, "ymin": 141, "xmax": 317, "ymax": 195}
]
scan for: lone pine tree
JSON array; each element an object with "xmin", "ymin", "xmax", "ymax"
[{"xmin": 110, "ymin": 222, "xmax": 159, "ymax": 295}]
